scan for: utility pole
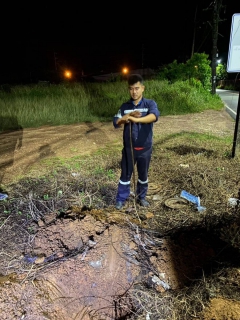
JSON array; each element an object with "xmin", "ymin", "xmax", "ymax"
[
  {"xmin": 191, "ymin": 5, "xmax": 198, "ymax": 58},
  {"xmin": 211, "ymin": 0, "xmax": 223, "ymax": 95},
  {"xmin": 141, "ymin": 43, "xmax": 144, "ymax": 69},
  {"xmin": 54, "ymin": 52, "xmax": 58, "ymax": 71}
]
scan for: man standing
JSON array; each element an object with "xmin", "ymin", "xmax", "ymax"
[{"xmin": 113, "ymin": 74, "xmax": 160, "ymax": 210}]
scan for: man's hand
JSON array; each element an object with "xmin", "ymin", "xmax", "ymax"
[
  {"xmin": 129, "ymin": 110, "xmax": 141, "ymax": 118},
  {"xmin": 116, "ymin": 114, "xmax": 130, "ymax": 125},
  {"xmin": 116, "ymin": 111, "xmax": 142, "ymax": 126}
]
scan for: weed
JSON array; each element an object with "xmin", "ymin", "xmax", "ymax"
[
  {"xmin": 106, "ymin": 169, "xmax": 115, "ymax": 180},
  {"xmin": 93, "ymin": 167, "xmax": 105, "ymax": 175},
  {"xmin": 216, "ymin": 167, "xmax": 225, "ymax": 171},
  {"xmin": 28, "ymin": 227, "xmax": 35, "ymax": 234}
]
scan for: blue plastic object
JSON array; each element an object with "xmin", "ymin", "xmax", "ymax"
[
  {"xmin": 0, "ymin": 193, "xmax": 8, "ymax": 200},
  {"xmin": 24, "ymin": 256, "xmax": 37, "ymax": 263},
  {"xmin": 180, "ymin": 190, "xmax": 206, "ymax": 212}
]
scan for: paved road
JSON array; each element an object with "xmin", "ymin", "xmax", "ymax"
[
  {"xmin": 216, "ymin": 89, "xmax": 240, "ymax": 120},
  {"xmin": 217, "ymin": 89, "xmax": 240, "ymax": 157}
]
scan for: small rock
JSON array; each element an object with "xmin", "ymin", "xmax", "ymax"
[
  {"xmin": 145, "ymin": 212, "xmax": 154, "ymax": 219},
  {"xmin": 44, "ymin": 212, "xmax": 57, "ymax": 225},
  {"xmin": 38, "ymin": 220, "xmax": 45, "ymax": 227},
  {"xmin": 179, "ymin": 163, "xmax": 189, "ymax": 168},
  {"xmin": 35, "ymin": 257, "xmax": 45, "ymax": 264},
  {"xmin": 152, "ymin": 195, "xmax": 163, "ymax": 201}
]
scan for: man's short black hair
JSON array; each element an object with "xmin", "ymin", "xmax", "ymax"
[{"xmin": 127, "ymin": 74, "xmax": 144, "ymax": 85}]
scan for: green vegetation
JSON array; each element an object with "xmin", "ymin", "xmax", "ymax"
[
  {"xmin": 148, "ymin": 80, "xmax": 223, "ymax": 115},
  {"xmin": 0, "ymin": 76, "xmax": 223, "ymax": 131},
  {"xmin": 216, "ymin": 63, "xmax": 228, "ymax": 82},
  {"xmin": 156, "ymin": 53, "xmax": 229, "ymax": 89},
  {"xmin": 157, "ymin": 53, "xmax": 212, "ymax": 89}
]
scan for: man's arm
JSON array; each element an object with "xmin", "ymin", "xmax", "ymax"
[
  {"xmin": 127, "ymin": 113, "xmax": 156, "ymax": 124},
  {"xmin": 116, "ymin": 114, "xmax": 129, "ymax": 126},
  {"xmin": 116, "ymin": 110, "xmax": 142, "ymax": 126}
]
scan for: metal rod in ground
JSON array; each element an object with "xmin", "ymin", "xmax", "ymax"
[{"xmin": 129, "ymin": 122, "xmax": 141, "ymax": 223}]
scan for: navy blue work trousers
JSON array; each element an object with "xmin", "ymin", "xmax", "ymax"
[{"xmin": 116, "ymin": 146, "xmax": 152, "ymax": 202}]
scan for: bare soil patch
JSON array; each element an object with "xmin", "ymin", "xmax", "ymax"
[{"xmin": 1, "ymin": 108, "xmax": 240, "ymax": 320}]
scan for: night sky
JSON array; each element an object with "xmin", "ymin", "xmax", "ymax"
[{"xmin": 0, "ymin": 1, "xmax": 238, "ymax": 84}]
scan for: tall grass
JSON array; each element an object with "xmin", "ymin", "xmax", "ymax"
[
  {"xmin": 0, "ymin": 80, "xmax": 224, "ymax": 131},
  {"xmin": 147, "ymin": 79, "xmax": 223, "ymax": 115}
]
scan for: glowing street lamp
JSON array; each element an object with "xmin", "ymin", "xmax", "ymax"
[
  {"xmin": 122, "ymin": 67, "xmax": 129, "ymax": 74},
  {"xmin": 64, "ymin": 70, "xmax": 72, "ymax": 79}
]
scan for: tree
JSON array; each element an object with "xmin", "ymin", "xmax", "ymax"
[
  {"xmin": 186, "ymin": 53, "xmax": 212, "ymax": 89},
  {"xmin": 216, "ymin": 63, "xmax": 228, "ymax": 81},
  {"xmin": 156, "ymin": 53, "xmax": 211, "ymax": 90},
  {"xmin": 156, "ymin": 60, "xmax": 186, "ymax": 82}
]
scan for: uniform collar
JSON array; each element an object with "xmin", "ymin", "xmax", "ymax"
[{"xmin": 131, "ymin": 98, "xmax": 143, "ymax": 107}]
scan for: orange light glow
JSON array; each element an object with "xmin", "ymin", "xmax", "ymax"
[
  {"xmin": 64, "ymin": 70, "xmax": 72, "ymax": 79},
  {"xmin": 122, "ymin": 68, "xmax": 128, "ymax": 74}
]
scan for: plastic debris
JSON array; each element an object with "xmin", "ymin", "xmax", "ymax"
[
  {"xmin": 71, "ymin": 172, "xmax": 80, "ymax": 177},
  {"xmin": 0, "ymin": 193, "xmax": 8, "ymax": 200},
  {"xmin": 152, "ymin": 194, "xmax": 162, "ymax": 201},
  {"xmin": 24, "ymin": 252, "xmax": 64, "ymax": 264},
  {"xmin": 228, "ymin": 198, "xmax": 240, "ymax": 207},
  {"xmin": 88, "ymin": 240, "xmax": 97, "ymax": 247},
  {"xmin": 44, "ymin": 254, "xmax": 56, "ymax": 263},
  {"xmin": 180, "ymin": 190, "xmax": 206, "ymax": 212},
  {"xmin": 151, "ymin": 275, "xmax": 170, "ymax": 290},
  {"xmin": 179, "ymin": 163, "xmax": 189, "ymax": 168},
  {"xmin": 146, "ymin": 313, "xmax": 150, "ymax": 320},
  {"xmin": 89, "ymin": 260, "xmax": 102, "ymax": 268},
  {"xmin": 24, "ymin": 256, "xmax": 37, "ymax": 264}
]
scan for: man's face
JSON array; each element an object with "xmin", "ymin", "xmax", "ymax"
[{"xmin": 128, "ymin": 82, "xmax": 145, "ymax": 102}]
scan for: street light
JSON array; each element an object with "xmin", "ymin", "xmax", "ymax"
[{"xmin": 64, "ymin": 70, "xmax": 72, "ymax": 79}]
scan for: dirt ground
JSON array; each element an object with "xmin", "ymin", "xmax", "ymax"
[
  {"xmin": 0, "ymin": 109, "xmax": 235, "ymax": 186},
  {"xmin": 0, "ymin": 109, "xmax": 240, "ymax": 320}
]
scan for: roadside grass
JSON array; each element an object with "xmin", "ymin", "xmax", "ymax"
[
  {"xmin": 0, "ymin": 80, "xmax": 223, "ymax": 131},
  {"xmin": 147, "ymin": 80, "xmax": 223, "ymax": 115}
]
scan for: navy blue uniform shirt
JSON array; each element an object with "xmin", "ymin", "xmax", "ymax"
[{"xmin": 113, "ymin": 97, "xmax": 160, "ymax": 148}]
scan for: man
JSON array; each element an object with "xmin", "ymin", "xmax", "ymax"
[{"xmin": 113, "ymin": 74, "xmax": 160, "ymax": 210}]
